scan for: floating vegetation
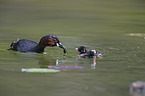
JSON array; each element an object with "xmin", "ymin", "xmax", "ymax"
[
  {"xmin": 21, "ymin": 68, "xmax": 60, "ymax": 73},
  {"xmin": 125, "ymin": 33, "xmax": 145, "ymax": 37}
]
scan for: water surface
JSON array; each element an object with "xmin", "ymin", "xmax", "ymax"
[{"xmin": 0, "ymin": 0, "xmax": 145, "ymax": 96}]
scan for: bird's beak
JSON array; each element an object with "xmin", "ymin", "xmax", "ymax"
[
  {"xmin": 75, "ymin": 48, "xmax": 78, "ymax": 51},
  {"xmin": 58, "ymin": 43, "xmax": 67, "ymax": 54}
]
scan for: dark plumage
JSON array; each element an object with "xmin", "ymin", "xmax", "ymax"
[
  {"xmin": 9, "ymin": 34, "xmax": 67, "ymax": 54},
  {"xmin": 76, "ymin": 46, "xmax": 87, "ymax": 54},
  {"xmin": 76, "ymin": 46, "xmax": 102, "ymax": 58}
]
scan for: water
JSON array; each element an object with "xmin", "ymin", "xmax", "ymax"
[{"xmin": 0, "ymin": 0, "xmax": 145, "ymax": 96}]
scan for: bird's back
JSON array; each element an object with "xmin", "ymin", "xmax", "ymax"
[{"xmin": 16, "ymin": 40, "xmax": 39, "ymax": 53}]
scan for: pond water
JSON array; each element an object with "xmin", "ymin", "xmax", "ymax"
[{"xmin": 0, "ymin": 0, "xmax": 145, "ymax": 96}]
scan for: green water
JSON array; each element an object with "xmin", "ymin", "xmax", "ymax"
[{"xmin": 0, "ymin": 0, "xmax": 145, "ymax": 96}]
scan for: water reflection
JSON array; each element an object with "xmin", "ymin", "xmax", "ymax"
[
  {"xmin": 39, "ymin": 58, "xmax": 57, "ymax": 68},
  {"xmin": 9, "ymin": 51, "xmax": 98, "ymax": 70},
  {"xmin": 39, "ymin": 57, "xmax": 97, "ymax": 70},
  {"xmin": 130, "ymin": 92, "xmax": 145, "ymax": 96},
  {"xmin": 91, "ymin": 57, "xmax": 96, "ymax": 69},
  {"xmin": 48, "ymin": 65, "xmax": 84, "ymax": 70}
]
